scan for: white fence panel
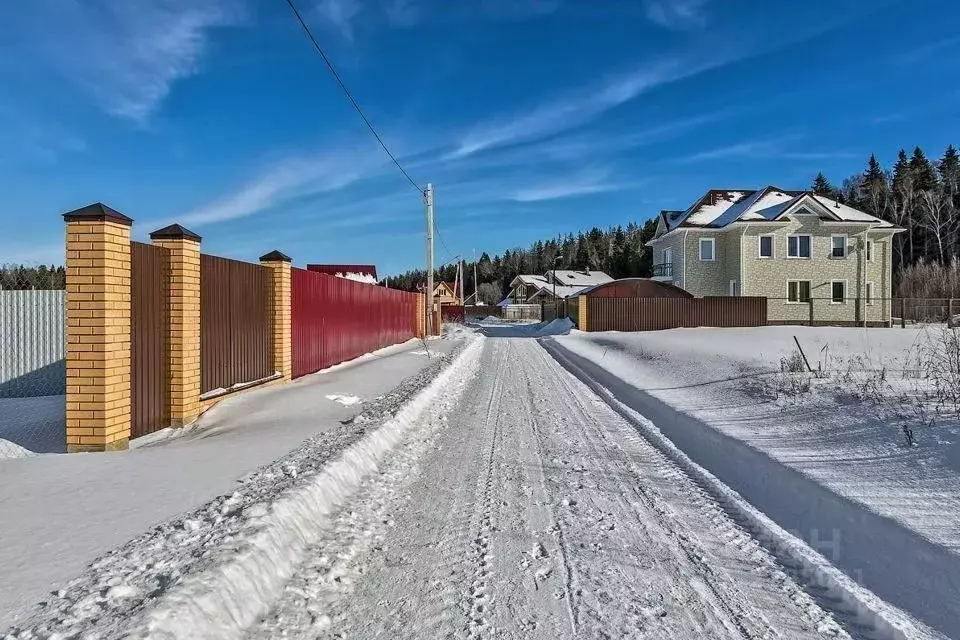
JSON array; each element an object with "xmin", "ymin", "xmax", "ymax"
[{"xmin": 0, "ymin": 290, "xmax": 66, "ymax": 398}]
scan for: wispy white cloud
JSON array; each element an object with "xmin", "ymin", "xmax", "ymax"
[
  {"xmin": 509, "ymin": 169, "xmax": 624, "ymax": 202},
  {"xmin": 176, "ymin": 146, "xmax": 387, "ymax": 227},
  {"xmin": 3, "ymin": 0, "xmax": 242, "ymax": 123},
  {"xmin": 643, "ymin": 0, "xmax": 709, "ymax": 30},
  {"xmin": 315, "ymin": 0, "xmax": 362, "ymax": 41},
  {"xmin": 0, "ymin": 103, "xmax": 86, "ymax": 164},
  {"xmin": 675, "ymin": 137, "xmax": 859, "ymax": 164},
  {"xmin": 449, "ymin": 56, "xmax": 714, "ymax": 159},
  {"xmin": 895, "ymin": 35, "xmax": 960, "ymax": 66}
]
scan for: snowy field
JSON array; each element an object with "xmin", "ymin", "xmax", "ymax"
[
  {"xmin": 5, "ymin": 328, "xmax": 946, "ymax": 640},
  {"xmin": 0, "ymin": 337, "xmax": 459, "ymax": 631},
  {"xmin": 550, "ymin": 325, "xmax": 960, "ymax": 636}
]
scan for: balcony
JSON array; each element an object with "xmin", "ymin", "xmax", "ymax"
[{"xmin": 651, "ymin": 263, "xmax": 673, "ymax": 281}]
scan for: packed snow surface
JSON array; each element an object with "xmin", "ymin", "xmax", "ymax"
[
  {"xmin": 0, "ymin": 437, "xmax": 35, "ymax": 459},
  {"xmin": 0, "ymin": 338, "xmax": 459, "ymax": 631},
  {"xmin": 552, "ymin": 325, "xmax": 960, "ymax": 636},
  {"xmin": 325, "ymin": 393, "xmax": 362, "ymax": 406}
]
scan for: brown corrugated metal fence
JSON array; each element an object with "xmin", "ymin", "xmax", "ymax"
[
  {"xmin": 130, "ymin": 241, "xmax": 168, "ymax": 438},
  {"xmin": 587, "ymin": 296, "xmax": 767, "ymax": 332},
  {"xmin": 201, "ymin": 254, "xmax": 273, "ymax": 394}
]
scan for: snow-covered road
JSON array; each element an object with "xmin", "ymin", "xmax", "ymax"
[{"xmin": 249, "ymin": 337, "xmax": 851, "ymax": 640}]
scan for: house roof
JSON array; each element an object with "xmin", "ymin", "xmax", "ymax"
[
  {"xmin": 663, "ymin": 186, "xmax": 896, "ymax": 231},
  {"xmin": 547, "ymin": 270, "xmax": 613, "ymax": 286},
  {"xmin": 526, "ymin": 284, "xmax": 592, "ymax": 301},
  {"xmin": 510, "ymin": 274, "xmax": 550, "ymax": 288}
]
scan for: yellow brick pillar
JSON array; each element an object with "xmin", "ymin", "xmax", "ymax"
[
  {"xmin": 150, "ymin": 224, "xmax": 202, "ymax": 428},
  {"xmin": 63, "ymin": 203, "xmax": 133, "ymax": 452},
  {"xmin": 415, "ymin": 292, "xmax": 426, "ymax": 338},
  {"xmin": 579, "ymin": 295, "xmax": 589, "ymax": 332},
  {"xmin": 260, "ymin": 251, "xmax": 292, "ymax": 381}
]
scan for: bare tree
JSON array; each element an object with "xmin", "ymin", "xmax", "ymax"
[{"xmin": 917, "ymin": 190, "xmax": 958, "ymax": 265}]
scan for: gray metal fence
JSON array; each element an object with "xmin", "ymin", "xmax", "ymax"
[{"xmin": 0, "ymin": 290, "xmax": 67, "ymax": 398}]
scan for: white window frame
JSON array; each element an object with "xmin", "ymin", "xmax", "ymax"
[
  {"xmin": 787, "ymin": 234, "xmax": 812, "ymax": 259},
  {"xmin": 786, "ymin": 280, "xmax": 811, "ymax": 304},
  {"xmin": 699, "ymin": 237, "xmax": 716, "ymax": 262},
  {"xmin": 830, "ymin": 280, "xmax": 847, "ymax": 305},
  {"xmin": 758, "ymin": 234, "xmax": 774, "ymax": 259},
  {"xmin": 664, "ymin": 247, "xmax": 673, "ymax": 264},
  {"xmin": 830, "ymin": 235, "xmax": 848, "ymax": 259},
  {"xmin": 729, "ymin": 280, "xmax": 739, "ymax": 296},
  {"xmin": 865, "ymin": 281, "xmax": 875, "ymax": 305},
  {"xmin": 866, "ymin": 240, "xmax": 873, "ymax": 262}
]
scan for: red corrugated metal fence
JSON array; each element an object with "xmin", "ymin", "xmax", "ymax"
[{"xmin": 292, "ymin": 268, "xmax": 418, "ymax": 378}]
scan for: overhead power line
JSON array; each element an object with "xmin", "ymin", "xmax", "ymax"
[{"xmin": 282, "ymin": 0, "xmax": 423, "ymax": 194}]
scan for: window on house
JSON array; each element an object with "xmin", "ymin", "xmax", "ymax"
[
  {"xmin": 831, "ymin": 281, "xmax": 846, "ymax": 304},
  {"xmin": 866, "ymin": 240, "xmax": 873, "ymax": 261},
  {"xmin": 729, "ymin": 280, "xmax": 739, "ymax": 296},
  {"xmin": 699, "ymin": 237, "xmax": 715, "ymax": 261},
  {"xmin": 758, "ymin": 235, "xmax": 774, "ymax": 258},
  {"xmin": 787, "ymin": 280, "xmax": 811, "ymax": 303},
  {"xmin": 664, "ymin": 247, "xmax": 673, "ymax": 264},
  {"xmin": 831, "ymin": 235, "xmax": 847, "ymax": 258},
  {"xmin": 788, "ymin": 234, "xmax": 811, "ymax": 258},
  {"xmin": 866, "ymin": 282, "xmax": 875, "ymax": 305}
]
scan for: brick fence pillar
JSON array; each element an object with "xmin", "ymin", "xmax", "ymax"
[
  {"xmin": 260, "ymin": 251, "xmax": 292, "ymax": 381},
  {"xmin": 415, "ymin": 292, "xmax": 425, "ymax": 338},
  {"xmin": 150, "ymin": 224, "xmax": 202, "ymax": 428},
  {"xmin": 579, "ymin": 295, "xmax": 589, "ymax": 332},
  {"xmin": 63, "ymin": 203, "xmax": 133, "ymax": 452}
]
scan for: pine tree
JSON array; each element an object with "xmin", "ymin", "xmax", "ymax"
[
  {"xmin": 863, "ymin": 154, "xmax": 885, "ymax": 187},
  {"xmin": 811, "ymin": 172, "xmax": 834, "ymax": 196},
  {"xmin": 909, "ymin": 146, "xmax": 938, "ymax": 191}
]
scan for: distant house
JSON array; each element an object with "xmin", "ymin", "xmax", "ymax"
[
  {"xmin": 505, "ymin": 269, "xmax": 613, "ymax": 304},
  {"xmin": 418, "ymin": 281, "xmax": 462, "ymax": 305},
  {"xmin": 646, "ymin": 186, "xmax": 904, "ymax": 325},
  {"xmin": 307, "ymin": 264, "xmax": 378, "ymax": 284}
]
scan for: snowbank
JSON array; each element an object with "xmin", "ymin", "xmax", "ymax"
[
  {"xmin": 130, "ymin": 339, "xmax": 484, "ymax": 640},
  {"xmin": 0, "ymin": 437, "xmax": 35, "ymax": 460},
  {"xmin": 535, "ymin": 317, "xmax": 574, "ymax": 336}
]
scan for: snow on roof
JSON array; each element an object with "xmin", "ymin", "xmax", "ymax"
[
  {"xmin": 527, "ymin": 284, "xmax": 591, "ymax": 301},
  {"xmin": 336, "ymin": 272, "xmax": 378, "ymax": 284},
  {"xmin": 677, "ymin": 191, "xmax": 749, "ymax": 228},
  {"xmin": 811, "ymin": 195, "xmax": 895, "ymax": 226},
  {"xmin": 713, "ymin": 188, "xmax": 803, "ymax": 226},
  {"xmin": 548, "ymin": 270, "xmax": 614, "ymax": 286},
  {"xmin": 666, "ymin": 186, "xmax": 893, "ymax": 230},
  {"xmin": 513, "ymin": 274, "xmax": 550, "ymax": 288}
]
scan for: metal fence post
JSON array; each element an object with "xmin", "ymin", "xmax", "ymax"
[{"xmin": 808, "ymin": 298, "xmax": 814, "ymax": 327}]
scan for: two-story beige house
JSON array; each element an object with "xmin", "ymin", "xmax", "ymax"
[{"xmin": 647, "ymin": 186, "xmax": 904, "ymax": 325}]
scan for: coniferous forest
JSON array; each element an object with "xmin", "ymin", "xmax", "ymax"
[{"xmin": 387, "ymin": 144, "xmax": 960, "ymax": 302}]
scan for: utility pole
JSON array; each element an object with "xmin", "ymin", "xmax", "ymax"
[
  {"xmin": 473, "ymin": 248, "xmax": 478, "ymax": 305},
  {"xmin": 425, "ymin": 183, "xmax": 435, "ymax": 337}
]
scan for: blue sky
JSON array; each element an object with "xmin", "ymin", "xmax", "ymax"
[{"xmin": 1, "ymin": 0, "xmax": 958, "ymax": 275}]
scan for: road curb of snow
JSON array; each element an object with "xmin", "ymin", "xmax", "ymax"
[
  {"xmin": 127, "ymin": 337, "xmax": 484, "ymax": 640},
  {"xmin": 542, "ymin": 339, "xmax": 942, "ymax": 640}
]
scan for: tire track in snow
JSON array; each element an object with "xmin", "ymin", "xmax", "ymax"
[
  {"xmin": 462, "ymin": 339, "xmax": 507, "ymax": 639},
  {"xmin": 528, "ymin": 342, "xmax": 776, "ymax": 640},
  {"xmin": 542, "ymin": 338, "xmax": 944, "ymax": 640}
]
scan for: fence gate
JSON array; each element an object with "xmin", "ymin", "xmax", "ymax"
[
  {"xmin": 130, "ymin": 242, "xmax": 168, "ymax": 438},
  {"xmin": 200, "ymin": 254, "xmax": 272, "ymax": 394}
]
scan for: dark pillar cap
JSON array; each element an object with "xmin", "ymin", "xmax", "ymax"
[
  {"xmin": 149, "ymin": 223, "xmax": 202, "ymax": 242},
  {"xmin": 63, "ymin": 203, "xmax": 133, "ymax": 226},
  {"xmin": 259, "ymin": 250, "xmax": 291, "ymax": 263}
]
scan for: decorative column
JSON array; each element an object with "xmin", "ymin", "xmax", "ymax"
[
  {"xmin": 150, "ymin": 224, "xmax": 202, "ymax": 428},
  {"xmin": 260, "ymin": 251, "xmax": 292, "ymax": 381},
  {"xmin": 63, "ymin": 203, "xmax": 132, "ymax": 452},
  {"xmin": 579, "ymin": 295, "xmax": 589, "ymax": 332}
]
